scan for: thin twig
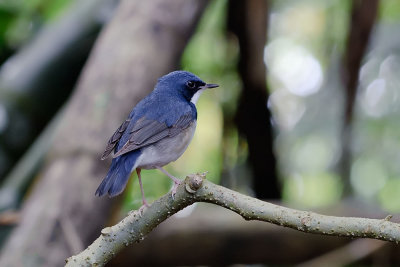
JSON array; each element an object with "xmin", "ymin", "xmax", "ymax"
[{"xmin": 66, "ymin": 173, "xmax": 400, "ymax": 266}]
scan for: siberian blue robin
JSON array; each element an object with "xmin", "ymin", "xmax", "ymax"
[{"xmin": 96, "ymin": 70, "xmax": 218, "ymax": 207}]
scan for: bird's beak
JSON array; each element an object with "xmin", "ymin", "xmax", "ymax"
[{"xmin": 200, "ymin": 83, "xmax": 219, "ymax": 89}]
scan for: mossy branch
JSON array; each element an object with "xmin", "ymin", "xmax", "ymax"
[{"xmin": 66, "ymin": 173, "xmax": 400, "ymax": 266}]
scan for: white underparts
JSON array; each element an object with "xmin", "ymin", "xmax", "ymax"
[
  {"xmin": 135, "ymin": 121, "xmax": 197, "ymax": 170},
  {"xmin": 190, "ymin": 88, "xmax": 205, "ymax": 105}
]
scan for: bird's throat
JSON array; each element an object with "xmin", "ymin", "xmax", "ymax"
[{"xmin": 190, "ymin": 88, "xmax": 205, "ymax": 105}]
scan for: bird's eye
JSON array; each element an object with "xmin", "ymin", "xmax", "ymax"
[{"xmin": 186, "ymin": 81, "xmax": 196, "ymax": 89}]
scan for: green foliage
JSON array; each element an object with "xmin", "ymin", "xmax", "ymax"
[
  {"xmin": 269, "ymin": 0, "xmax": 400, "ymax": 213},
  {"xmin": 283, "ymin": 172, "xmax": 342, "ymax": 208},
  {"xmin": 123, "ymin": 0, "xmax": 400, "ymax": 212},
  {"xmin": 351, "ymin": 157, "xmax": 387, "ymax": 198},
  {"xmin": 379, "ymin": 0, "xmax": 400, "ymax": 22},
  {"xmin": 0, "ymin": 0, "xmax": 75, "ymax": 50},
  {"xmin": 379, "ymin": 178, "xmax": 400, "ymax": 212},
  {"xmin": 0, "ymin": 7, "xmax": 13, "ymax": 58}
]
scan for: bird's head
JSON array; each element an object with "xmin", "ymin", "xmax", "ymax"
[{"xmin": 156, "ymin": 71, "xmax": 219, "ymax": 104}]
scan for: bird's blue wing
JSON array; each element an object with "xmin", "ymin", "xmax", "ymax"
[
  {"xmin": 112, "ymin": 111, "xmax": 194, "ymax": 158},
  {"xmin": 97, "ymin": 109, "xmax": 194, "ymax": 196},
  {"xmin": 101, "ymin": 91, "xmax": 196, "ymax": 159},
  {"xmin": 101, "ymin": 118, "xmax": 131, "ymax": 160}
]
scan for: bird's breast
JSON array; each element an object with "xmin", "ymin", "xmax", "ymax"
[{"xmin": 136, "ymin": 121, "xmax": 197, "ymax": 169}]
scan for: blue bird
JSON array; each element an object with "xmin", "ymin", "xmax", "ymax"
[{"xmin": 96, "ymin": 70, "xmax": 218, "ymax": 207}]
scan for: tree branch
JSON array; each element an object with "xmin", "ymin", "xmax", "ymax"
[{"xmin": 66, "ymin": 174, "xmax": 400, "ymax": 266}]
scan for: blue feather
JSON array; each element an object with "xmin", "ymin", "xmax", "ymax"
[{"xmin": 95, "ymin": 150, "xmax": 141, "ymax": 197}]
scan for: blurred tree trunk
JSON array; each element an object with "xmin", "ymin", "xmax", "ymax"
[
  {"xmin": 228, "ymin": 0, "xmax": 280, "ymax": 199},
  {"xmin": 0, "ymin": 0, "xmax": 208, "ymax": 266},
  {"xmin": 339, "ymin": 0, "xmax": 379, "ymax": 192}
]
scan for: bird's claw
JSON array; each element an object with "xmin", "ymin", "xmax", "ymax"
[
  {"xmin": 138, "ymin": 201, "xmax": 149, "ymax": 216},
  {"xmin": 170, "ymin": 180, "xmax": 182, "ymax": 200}
]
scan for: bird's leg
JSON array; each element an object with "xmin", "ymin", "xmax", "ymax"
[
  {"xmin": 156, "ymin": 166, "xmax": 182, "ymax": 198},
  {"xmin": 137, "ymin": 168, "xmax": 149, "ymax": 214}
]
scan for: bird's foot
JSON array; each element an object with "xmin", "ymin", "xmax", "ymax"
[
  {"xmin": 138, "ymin": 201, "xmax": 149, "ymax": 216},
  {"xmin": 156, "ymin": 166, "xmax": 182, "ymax": 200},
  {"xmin": 171, "ymin": 179, "xmax": 182, "ymax": 199}
]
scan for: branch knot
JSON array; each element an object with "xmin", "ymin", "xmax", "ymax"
[{"xmin": 185, "ymin": 173, "xmax": 205, "ymax": 193}]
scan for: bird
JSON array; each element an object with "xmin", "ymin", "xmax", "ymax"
[{"xmin": 96, "ymin": 70, "xmax": 219, "ymax": 208}]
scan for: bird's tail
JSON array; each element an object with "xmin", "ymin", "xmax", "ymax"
[{"xmin": 95, "ymin": 150, "xmax": 141, "ymax": 197}]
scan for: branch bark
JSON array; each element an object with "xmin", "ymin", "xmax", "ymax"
[{"xmin": 67, "ymin": 174, "xmax": 400, "ymax": 266}]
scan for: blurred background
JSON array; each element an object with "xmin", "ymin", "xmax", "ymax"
[{"xmin": 0, "ymin": 0, "xmax": 399, "ymax": 266}]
